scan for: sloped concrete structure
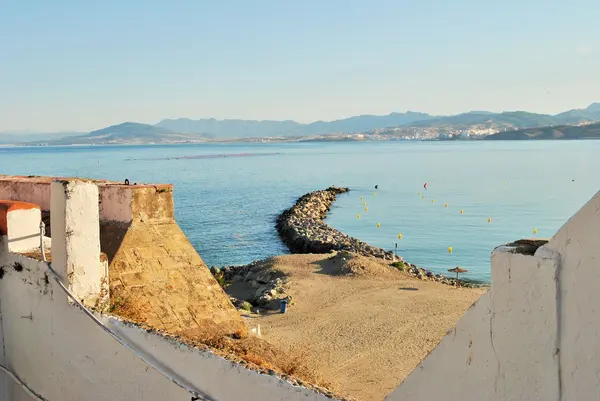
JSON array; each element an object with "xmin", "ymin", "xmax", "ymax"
[{"xmin": 100, "ymin": 184, "xmax": 245, "ymax": 338}]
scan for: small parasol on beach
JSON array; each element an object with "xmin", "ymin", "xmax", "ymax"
[{"xmin": 448, "ymin": 266, "xmax": 468, "ymax": 286}]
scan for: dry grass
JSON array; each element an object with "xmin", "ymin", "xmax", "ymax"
[{"xmin": 179, "ymin": 328, "xmax": 339, "ymax": 394}]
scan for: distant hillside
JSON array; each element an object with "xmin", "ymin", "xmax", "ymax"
[
  {"xmin": 157, "ymin": 104, "xmax": 600, "ymax": 138},
  {"xmin": 412, "ymin": 110, "xmax": 573, "ymax": 130},
  {"xmin": 41, "ymin": 122, "xmax": 209, "ymax": 145},
  {"xmin": 485, "ymin": 123, "xmax": 600, "ymax": 140},
  {"xmin": 5, "ymin": 102, "xmax": 600, "ymax": 144},
  {"xmin": 0, "ymin": 131, "xmax": 84, "ymax": 144},
  {"xmin": 156, "ymin": 111, "xmax": 435, "ymax": 138}
]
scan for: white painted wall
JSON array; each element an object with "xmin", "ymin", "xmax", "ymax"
[
  {"xmin": 0, "ymin": 178, "xmax": 332, "ymax": 401},
  {"xmin": 1, "ymin": 207, "xmax": 41, "ymax": 253},
  {"xmin": 386, "ymin": 190, "xmax": 600, "ymax": 401},
  {"xmin": 0, "ymin": 252, "xmax": 332, "ymax": 401},
  {"xmin": 545, "ymin": 189, "xmax": 600, "ymax": 401},
  {"xmin": 51, "ymin": 181, "xmax": 105, "ymax": 307}
]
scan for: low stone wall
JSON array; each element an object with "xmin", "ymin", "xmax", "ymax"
[{"xmin": 276, "ymin": 186, "xmax": 396, "ymax": 260}]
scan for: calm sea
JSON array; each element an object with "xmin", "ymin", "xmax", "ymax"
[{"xmin": 1, "ymin": 140, "xmax": 598, "ymax": 282}]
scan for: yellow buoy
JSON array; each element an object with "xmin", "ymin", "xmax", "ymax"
[
  {"xmin": 398, "ymin": 233, "xmax": 403, "ymax": 239},
  {"xmin": 504, "ymin": 181, "xmax": 507, "ymax": 185},
  {"xmin": 373, "ymin": 192, "xmax": 377, "ymax": 196},
  {"xmin": 422, "ymin": 195, "xmax": 425, "ymax": 199},
  {"xmin": 365, "ymin": 207, "xmax": 369, "ymax": 212},
  {"xmin": 460, "ymin": 209, "xmax": 464, "ymax": 214},
  {"xmin": 533, "ymin": 228, "xmax": 538, "ymax": 235},
  {"xmin": 357, "ymin": 214, "xmax": 361, "ymax": 219},
  {"xmin": 431, "ymin": 199, "xmax": 435, "ymax": 203},
  {"xmin": 448, "ymin": 246, "xmax": 453, "ymax": 254},
  {"xmin": 444, "ymin": 203, "xmax": 448, "ymax": 208},
  {"xmin": 377, "ymin": 223, "xmax": 381, "ymax": 228},
  {"xmin": 418, "ymin": 192, "xmax": 421, "ymax": 196},
  {"xmin": 360, "ymin": 196, "xmax": 363, "ymax": 200},
  {"xmin": 488, "ymin": 217, "xmax": 492, "ymax": 223}
]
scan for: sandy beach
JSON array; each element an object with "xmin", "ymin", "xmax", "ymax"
[{"xmin": 227, "ymin": 252, "xmax": 486, "ymax": 401}]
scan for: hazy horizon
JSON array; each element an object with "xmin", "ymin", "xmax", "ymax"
[
  {"xmin": 2, "ymin": 0, "xmax": 599, "ymax": 132},
  {"xmin": 2, "ymin": 101, "xmax": 600, "ymax": 135}
]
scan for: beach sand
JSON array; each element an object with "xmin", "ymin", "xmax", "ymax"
[{"xmin": 235, "ymin": 253, "xmax": 486, "ymax": 401}]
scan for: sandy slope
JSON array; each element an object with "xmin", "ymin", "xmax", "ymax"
[{"xmin": 240, "ymin": 253, "xmax": 486, "ymax": 401}]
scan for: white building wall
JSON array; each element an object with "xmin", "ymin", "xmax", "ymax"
[
  {"xmin": 0, "ymin": 251, "xmax": 331, "ymax": 401},
  {"xmin": 386, "ymin": 190, "xmax": 600, "ymax": 401},
  {"xmin": 545, "ymin": 190, "xmax": 600, "ymax": 400},
  {"xmin": 51, "ymin": 180, "xmax": 105, "ymax": 307},
  {"xmin": 0, "ymin": 178, "xmax": 332, "ymax": 401},
  {"xmin": 0, "ymin": 207, "xmax": 41, "ymax": 253}
]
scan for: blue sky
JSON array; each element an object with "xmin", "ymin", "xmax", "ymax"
[{"xmin": 1, "ymin": 0, "xmax": 599, "ymax": 132}]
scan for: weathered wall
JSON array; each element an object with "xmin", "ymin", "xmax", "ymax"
[
  {"xmin": 545, "ymin": 189, "xmax": 600, "ymax": 400},
  {"xmin": 0, "ymin": 202, "xmax": 41, "ymax": 253},
  {"xmin": 51, "ymin": 180, "xmax": 106, "ymax": 308},
  {"xmin": 0, "ymin": 252, "xmax": 330, "ymax": 401},
  {"xmin": 0, "ymin": 177, "xmax": 332, "ymax": 401},
  {"xmin": 107, "ymin": 220, "xmax": 246, "ymax": 338},
  {"xmin": 97, "ymin": 183, "xmax": 245, "ymax": 339},
  {"xmin": 386, "ymin": 190, "xmax": 600, "ymax": 401}
]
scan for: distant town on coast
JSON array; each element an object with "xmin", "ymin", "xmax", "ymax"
[{"xmin": 2, "ymin": 102, "xmax": 600, "ymax": 146}]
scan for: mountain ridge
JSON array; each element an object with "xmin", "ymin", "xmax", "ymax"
[
  {"xmin": 33, "ymin": 122, "xmax": 209, "ymax": 145},
  {"xmin": 4, "ymin": 102, "xmax": 600, "ymax": 145},
  {"xmin": 485, "ymin": 122, "xmax": 600, "ymax": 140}
]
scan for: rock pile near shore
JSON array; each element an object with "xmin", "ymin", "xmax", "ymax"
[
  {"xmin": 211, "ymin": 263, "xmax": 292, "ymax": 311},
  {"xmin": 390, "ymin": 259, "xmax": 486, "ymax": 288},
  {"xmin": 276, "ymin": 186, "xmax": 396, "ymax": 260}
]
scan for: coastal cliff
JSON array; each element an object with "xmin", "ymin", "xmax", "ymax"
[{"xmin": 276, "ymin": 186, "xmax": 396, "ymax": 260}]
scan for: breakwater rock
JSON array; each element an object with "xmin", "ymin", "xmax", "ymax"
[{"xmin": 276, "ymin": 186, "xmax": 396, "ymax": 260}]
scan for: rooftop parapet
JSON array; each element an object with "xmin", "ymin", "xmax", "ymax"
[{"xmin": 0, "ymin": 200, "xmax": 41, "ymax": 253}]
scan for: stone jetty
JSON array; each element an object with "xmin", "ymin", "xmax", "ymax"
[{"xmin": 275, "ymin": 186, "xmax": 396, "ymax": 260}]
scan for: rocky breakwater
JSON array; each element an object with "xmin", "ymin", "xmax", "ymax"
[{"xmin": 276, "ymin": 186, "xmax": 396, "ymax": 260}]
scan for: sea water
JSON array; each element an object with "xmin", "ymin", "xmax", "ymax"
[{"xmin": 1, "ymin": 140, "xmax": 598, "ymax": 282}]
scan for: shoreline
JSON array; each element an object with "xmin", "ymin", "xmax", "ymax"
[{"xmin": 273, "ymin": 186, "xmax": 488, "ymax": 288}]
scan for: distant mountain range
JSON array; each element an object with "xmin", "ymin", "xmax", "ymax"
[
  {"xmin": 485, "ymin": 122, "xmax": 600, "ymax": 140},
  {"xmin": 2, "ymin": 103, "xmax": 599, "ymax": 145},
  {"xmin": 155, "ymin": 111, "xmax": 435, "ymax": 138},
  {"xmin": 155, "ymin": 103, "xmax": 600, "ymax": 137},
  {"xmin": 44, "ymin": 122, "xmax": 209, "ymax": 145}
]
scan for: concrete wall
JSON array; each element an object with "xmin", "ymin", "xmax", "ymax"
[
  {"xmin": 545, "ymin": 190, "xmax": 600, "ymax": 401},
  {"xmin": 0, "ymin": 252, "xmax": 330, "ymax": 401},
  {"xmin": 0, "ymin": 202, "xmax": 41, "ymax": 253},
  {"xmin": 0, "ymin": 177, "xmax": 330, "ymax": 401},
  {"xmin": 51, "ymin": 180, "xmax": 106, "ymax": 308},
  {"xmin": 0, "ymin": 175, "xmax": 172, "ymax": 223},
  {"xmin": 386, "ymin": 189, "xmax": 600, "ymax": 401}
]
